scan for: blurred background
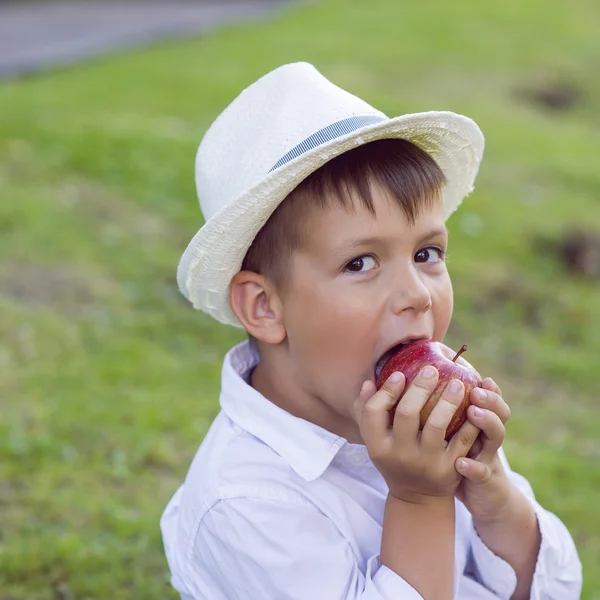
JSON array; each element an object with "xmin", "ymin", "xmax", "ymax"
[{"xmin": 1, "ymin": 0, "xmax": 599, "ymax": 598}]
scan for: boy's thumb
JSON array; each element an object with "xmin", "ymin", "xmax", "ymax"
[{"xmin": 456, "ymin": 458, "xmax": 492, "ymax": 484}]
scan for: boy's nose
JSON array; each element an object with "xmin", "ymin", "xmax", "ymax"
[{"xmin": 390, "ymin": 266, "xmax": 432, "ymax": 315}]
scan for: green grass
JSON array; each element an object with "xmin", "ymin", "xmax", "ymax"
[{"xmin": 1, "ymin": 0, "xmax": 599, "ymax": 597}]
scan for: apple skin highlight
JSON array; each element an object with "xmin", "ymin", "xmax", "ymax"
[{"xmin": 376, "ymin": 340, "xmax": 483, "ymax": 441}]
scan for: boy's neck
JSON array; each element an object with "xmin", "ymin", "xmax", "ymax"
[{"xmin": 249, "ymin": 355, "xmax": 364, "ymax": 445}]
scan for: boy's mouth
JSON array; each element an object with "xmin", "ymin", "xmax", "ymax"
[{"xmin": 374, "ymin": 337, "xmax": 428, "ymax": 379}]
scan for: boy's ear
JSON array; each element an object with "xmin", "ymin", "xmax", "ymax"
[{"xmin": 229, "ymin": 271, "xmax": 286, "ymax": 344}]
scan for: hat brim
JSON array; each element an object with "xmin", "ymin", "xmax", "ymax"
[{"xmin": 177, "ymin": 110, "xmax": 484, "ymax": 327}]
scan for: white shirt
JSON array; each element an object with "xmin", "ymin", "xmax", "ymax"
[{"xmin": 161, "ymin": 341, "xmax": 582, "ymax": 599}]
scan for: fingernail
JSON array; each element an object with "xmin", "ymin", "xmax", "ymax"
[
  {"xmin": 423, "ymin": 366, "xmax": 436, "ymax": 379},
  {"xmin": 459, "ymin": 459, "xmax": 468, "ymax": 470},
  {"xmin": 477, "ymin": 389, "xmax": 487, "ymax": 402},
  {"xmin": 449, "ymin": 379, "xmax": 462, "ymax": 393},
  {"xmin": 389, "ymin": 371, "xmax": 402, "ymax": 383},
  {"xmin": 360, "ymin": 381, "xmax": 370, "ymax": 395},
  {"xmin": 473, "ymin": 406, "xmax": 484, "ymax": 417}
]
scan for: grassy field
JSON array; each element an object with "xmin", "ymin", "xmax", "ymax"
[{"xmin": 1, "ymin": 0, "xmax": 599, "ymax": 597}]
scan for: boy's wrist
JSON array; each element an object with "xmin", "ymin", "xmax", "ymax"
[
  {"xmin": 382, "ymin": 492, "xmax": 456, "ymax": 599},
  {"xmin": 388, "ymin": 491, "xmax": 453, "ymax": 507},
  {"xmin": 471, "ymin": 482, "xmax": 539, "ymax": 553},
  {"xmin": 470, "ymin": 484, "xmax": 540, "ymax": 600},
  {"xmin": 471, "ymin": 476, "xmax": 520, "ymax": 527}
]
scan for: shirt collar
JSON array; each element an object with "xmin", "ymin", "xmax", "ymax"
[{"xmin": 219, "ymin": 340, "xmax": 348, "ymax": 482}]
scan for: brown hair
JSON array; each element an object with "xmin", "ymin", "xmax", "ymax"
[{"xmin": 241, "ymin": 138, "xmax": 446, "ymax": 288}]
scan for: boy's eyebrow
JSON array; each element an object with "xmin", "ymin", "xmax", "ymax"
[
  {"xmin": 419, "ymin": 226, "xmax": 449, "ymax": 242},
  {"xmin": 334, "ymin": 236, "xmax": 385, "ymax": 252},
  {"xmin": 333, "ymin": 227, "xmax": 448, "ymax": 254}
]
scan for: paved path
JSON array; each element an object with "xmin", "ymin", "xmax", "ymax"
[{"xmin": 0, "ymin": 0, "xmax": 291, "ymax": 79}]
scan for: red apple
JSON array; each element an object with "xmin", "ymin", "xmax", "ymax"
[{"xmin": 376, "ymin": 340, "xmax": 483, "ymax": 441}]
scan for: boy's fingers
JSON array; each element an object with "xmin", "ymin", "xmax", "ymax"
[
  {"xmin": 446, "ymin": 419, "xmax": 481, "ymax": 457},
  {"xmin": 470, "ymin": 388, "xmax": 511, "ymax": 424},
  {"xmin": 357, "ymin": 373, "xmax": 405, "ymax": 451},
  {"xmin": 482, "ymin": 377, "xmax": 502, "ymax": 397},
  {"xmin": 466, "ymin": 406, "xmax": 505, "ymax": 461},
  {"xmin": 392, "ymin": 366, "xmax": 439, "ymax": 441},
  {"xmin": 421, "ymin": 378, "xmax": 465, "ymax": 449},
  {"xmin": 466, "ymin": 435, "xmax": 484, "ymax": 459}
]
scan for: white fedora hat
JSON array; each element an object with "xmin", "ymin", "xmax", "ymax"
[{"xmin": 177, "ymin": 62, "xmax": 484, "ymax": 327}]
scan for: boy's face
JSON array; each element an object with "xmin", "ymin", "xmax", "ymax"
[{"xmin": 278, "ymin": 183, "xmax": 453, "ymax": 424}]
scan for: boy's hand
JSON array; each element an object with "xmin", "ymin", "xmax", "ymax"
[
  {"xmin": 354, "ymin": 367, "xmax": 481, "ymax": 505},
  {"xmin": 453, "ymin": 377, "xmax": 515, "ymax": 522}
]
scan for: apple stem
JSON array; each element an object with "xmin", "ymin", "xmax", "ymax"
[{"xmin": 452, "ymin": 344, "xmax": 468, "ymax": 363}]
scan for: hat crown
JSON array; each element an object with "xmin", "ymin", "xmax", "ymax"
[{"xmin": 195, "ymin": 62, "xmax": 386, "ymax": 220}]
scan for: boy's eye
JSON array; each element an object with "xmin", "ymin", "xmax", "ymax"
[
  {"xmin": 344, "ymin": 255, "xmax": 378, "ymax": 273},
  {"xmin": 414, "ymin": 247, "xmax": 445, "ymax": 263}
]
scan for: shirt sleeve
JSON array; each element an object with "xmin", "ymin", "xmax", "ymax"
[
  {"xmin": 467, "ymin": 446, "xmax": 583, "ymax": 599},
  {"xmin": 184, "ymin": 493, "xmax": 428, "ymax": 600}
]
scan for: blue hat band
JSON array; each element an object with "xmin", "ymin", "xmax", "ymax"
[{"xmin": 269, "ymin": 115, "xmax": 386, "ymax": 173}]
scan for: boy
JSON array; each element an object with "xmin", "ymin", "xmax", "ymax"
[{"xmin": 161, "ymin": 63, "xmax": 582, "ymax": 599}]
